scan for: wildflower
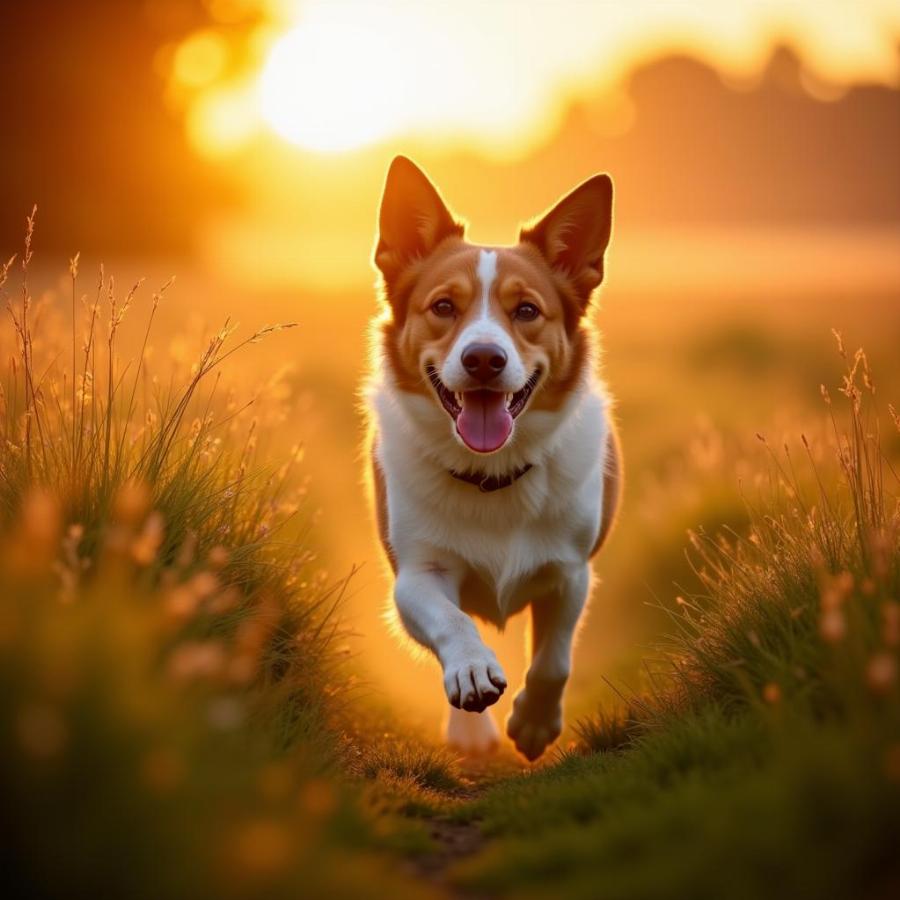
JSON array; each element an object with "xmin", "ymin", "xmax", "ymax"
[
  {"xmin": 168, "ymin": 640, "xmax": 226, "ymax": 681},
  {"xmin": 865, "ymin": 653, "xmax": 897, "ymax": 696},
  {"xmin": 230, "ymin": 819, "xmax": 292, "ymax": 877},
  {"xmin": 819, "ymin": 608, "xmax": 846, "ymax": 644},
  {"xmin": 113, "ymin": 480, "xmax": 151, "ymax": 526},
  {"xmin": 207, "ymin": 586, "xmax": 240, "ymax": 616},
  {"xmin": 189, "ymin": 570, "xmax": 219, "ymax": 599},
  {"xmin": 131, "ymin": 511, "xmax": 165, "ymax": 565},
  {"xmin": 300, "ymin": 779, "xmax": 337, "ymax": 818},
  {"xmin": 207, "ymin": 696, "xmax": 244, "ymax": 731},
  {"xmin": 207, "ymin": 545, "xmax": 229, "ymax": 569},
  {"xmin": 165, "ymin": 586, "xmax": 200, "ymax": 621},
  {"xmin": 820, "ymin": 571, "xmax": 853, "ymax": 611},
  {"xmin": 762, "ymin": 682, "xmax": 782, "ymax": 705}
]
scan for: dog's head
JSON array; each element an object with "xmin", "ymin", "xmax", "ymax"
[{"xmin": 374, "ymin": 156, "xmax": 612, "ymax": 455}]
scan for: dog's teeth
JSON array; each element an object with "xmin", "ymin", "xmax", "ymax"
[{"xmin": 455, "ymin": 392, "xmax": 463, "ymax": 407}]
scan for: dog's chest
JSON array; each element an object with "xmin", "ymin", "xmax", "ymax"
[
  {"xmin": 372, "ymin": 377, "xmax": 610, "ymax": 623},
  {"xmin": 418, "ymin": 470, "xmax": 603, "ymax": 623}
]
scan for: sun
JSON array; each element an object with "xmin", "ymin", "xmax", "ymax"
[
  {"xmin": 258, "ymin": 14, "xmax": 427, "ymax": 153},
  {"xmin": 255, "ymin": 2, "xmax": 548, "ymax": 156},
  {"xmin": 231, "ymin": 0, "xmax": 900, "ymax": 158}
]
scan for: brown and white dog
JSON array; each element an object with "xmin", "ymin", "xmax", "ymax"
[{"xmin": 365, "ymin": 157, "xmax": 620, "ymax": 760}]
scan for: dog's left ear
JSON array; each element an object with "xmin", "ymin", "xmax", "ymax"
[
  {"xmin": 374, "ymin": 156, "xmax": 464, "ymax": 288},
  {"xmin": 520, "ymin": 174, "xmax": 613, "ymax": 306}
]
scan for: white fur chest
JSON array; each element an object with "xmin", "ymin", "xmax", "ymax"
[{"xmin": 370, "ymin": 376, "xmax": 611, "ymax": 624}]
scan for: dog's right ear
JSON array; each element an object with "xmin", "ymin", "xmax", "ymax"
[{"xmin": 374, "ymin": 156, "xmax": 464, "ymax": 288}]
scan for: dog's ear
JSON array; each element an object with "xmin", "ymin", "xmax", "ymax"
[
  {"xmin": 519, "ymin": 174, "xmax": 613, "ymax": 306},
  {"xmin": 374, "ymin": 156, "xmax": 464, "ymax": 287}
]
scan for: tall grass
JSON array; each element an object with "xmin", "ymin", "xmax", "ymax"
[
  {"xmin": 577, "ymin": 334, "xmax": 899, "ymax": 751},
  {"xmin": 0, "ymin": 220, "xmax": 431, "ymax": 898},
  {"xmin": 454, "ymin": 339, "xmax": 900, "ymax": 899}
]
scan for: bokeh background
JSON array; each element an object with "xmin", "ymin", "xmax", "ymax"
[{"xmin": 3, "ymin": 0, "xmax": 899, "ymax": 736}]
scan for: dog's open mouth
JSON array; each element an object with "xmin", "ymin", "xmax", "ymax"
[{"xmin": 426, "ymin": 365, "xmax": 541, "ymax": 453}]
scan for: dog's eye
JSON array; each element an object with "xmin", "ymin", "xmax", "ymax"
[
  {"xmin": 431, "ymin": 298, "xmax": 456, "ymax": 318},
  {"xmin": 514, "ymin": 302, "xmax": 540, "ymax": 322}
]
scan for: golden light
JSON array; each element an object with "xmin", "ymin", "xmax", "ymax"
[
  {"xmin": 172, "ymin": 30, "xmax": 228, "ymax": 89},
  {"xmin": 256, "ymin": 3, "xmax": 548, "ymax": 155},
  {"xmin": 171, "ymin": 0, "xmax": 900, "ymax": 159},
  {"xmin": 252, "ymin": 0, "xmax": 900, "ymax": 157},
  {"xmin": 258, "ymin": 16, "xmax": 407, "ymax": 153}
]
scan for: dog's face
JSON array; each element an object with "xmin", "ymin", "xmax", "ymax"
[{"xmin": 374, "ymin": 157, "xmax": 612, "ymax": 455}]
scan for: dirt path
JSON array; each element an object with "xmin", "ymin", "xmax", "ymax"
[
  {"xmin": 404, "ymin": 752, "xmax": 524, "ymax": 897},
  {"xmin": 409, "ymin": 818, "xmax": 486, "ymax": 890}
]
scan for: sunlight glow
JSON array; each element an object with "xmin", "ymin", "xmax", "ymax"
[
  {"xmin": 257, "ymin": 4, "xmax": 548, "ymax": 154},
  {"xmin": 259, "ymin": 16, "xmax": 412, "ymax": 153},
  {"xmin": 169, "ymin": 0, "xmax": 900, "ymax": 160},
  {"xmin": 249, "ymin": 0, "xmax": 900, "ymax": 156}
]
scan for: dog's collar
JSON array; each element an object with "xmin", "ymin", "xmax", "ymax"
[{"xmin": 449, "ymin": 463, "xmax": 534, "ymax": 493}]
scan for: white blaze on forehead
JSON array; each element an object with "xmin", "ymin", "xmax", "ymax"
[
  {"xmin": 440, "ymin": 247, "xmax": 526, "ymax": 390},
  {"xmin": 476, "ymin": 249, "xmax": 498, "ymax": 320}
]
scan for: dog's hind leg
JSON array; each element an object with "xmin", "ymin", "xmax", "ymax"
[
  {"xmin": 445, "ymin": 706, "xmax": 500, "ymax": 756},
  {"xmin": 507, "ymin": 564, "xmax": 591, "ymax": 761}
]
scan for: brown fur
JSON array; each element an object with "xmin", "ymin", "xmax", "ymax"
[
  {"xmin": 378, "ymin": 241, "xmax": 591, "ymax": 410},
  {"xmin": 371, "ymin": 447, "xmax": 396, "ymax": 572},
  {"xmin": 592, "ymin": 424, "xmax": 622, "ymax": 557}
]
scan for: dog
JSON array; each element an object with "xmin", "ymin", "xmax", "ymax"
[{"xmin": 365, "ymin": 156, "xmax": 620, "ymax": 760}]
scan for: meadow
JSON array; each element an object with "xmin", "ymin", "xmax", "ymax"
[{"xmin": 2, "ymin": 216, "xmax": 899, "ymax": 898}]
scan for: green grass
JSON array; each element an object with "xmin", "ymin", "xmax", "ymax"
[
  {"xmin": 452, "ymin": 711, "xmax": 899, "ymax": 900},
  {"xmin": 0, "ymin": 230, "xmax": 436, "ymax": 899},
  {"xmin": 4, "ymin": 222, "xmax": 899, "ymax": 900},
  {"xmin": 439, "ymin": 338, "xmax": 900, "ymax": 898}
]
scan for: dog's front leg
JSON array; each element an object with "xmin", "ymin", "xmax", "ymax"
[
  {"xmin": 507, "ymin": 564, "xmax": 591, "ymax": 760},
  {"xmin": 394, "ymin": 566, "xmax": 507, "ymax": 712}
]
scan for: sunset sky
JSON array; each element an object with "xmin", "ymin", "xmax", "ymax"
[
  {"xmin": 2, "ymin": 1, "xmax": 898, "ymax": 288},
  {"xmin": 173, "ymin": 0, "xmax": 900, "ymax": 159},
  {"xmin": 140, "ymin": 0, "xmax": 900, "ymax": 289}
]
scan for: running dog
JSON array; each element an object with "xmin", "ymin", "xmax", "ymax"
[{"xmin": 366, "ymin": 156, "xmax": 620, "ymax": 760}]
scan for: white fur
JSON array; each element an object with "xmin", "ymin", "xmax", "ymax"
[
  {"xmin": 368, "ymin": 315, "xmax": 611, "ymax": 760},
  {"xmin": 441, "ymin": 249, "xmax": 526, "ymax": 392},
  {"xmin": 476, "ymin": 249, "xmax": 497, "ymax": 320}
]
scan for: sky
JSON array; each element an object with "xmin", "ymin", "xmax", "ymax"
[{"xmin": 180, "ymin": 0, "xmax": 900, "ymax": 159}]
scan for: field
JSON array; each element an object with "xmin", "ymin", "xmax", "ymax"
[{"xmin": 1, "ymin": 210, "xmax": 898, "ymax": 899}]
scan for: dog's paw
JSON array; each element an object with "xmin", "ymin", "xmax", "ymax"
[
  {"xmin": 506, "ymin": 690, "xmax": 562, "ymax": 761},
  {"xmin": 442, "ymin": 645, "xmax": 507, "ymax": 713},
  {"xmin": 446, "ymin": 706, "xmax": 500, "ymax": 756}
]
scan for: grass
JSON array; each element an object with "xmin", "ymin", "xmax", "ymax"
[
  {"xmin": 0, "ymin": 223, "xmax": 437, "ymax": 899},
  {"xmin": 441, "ymin": 337, "xmax": 900, "ymax": 898},
  {"xmin": 3, "ymin": 216, "xmax": 899, "ymax": 899}
]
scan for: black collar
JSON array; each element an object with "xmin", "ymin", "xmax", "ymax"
[{"xmin": 449, "ymin": 463, "xmax": 533, "ymax": 493}]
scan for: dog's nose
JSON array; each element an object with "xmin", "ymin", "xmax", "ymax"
[{"xmin": 462, "ymin": 343, "xmax": 507, "ymax": 383}]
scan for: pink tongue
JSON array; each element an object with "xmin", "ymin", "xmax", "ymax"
[{"xmin": 456, "ymin": 390, "xmax": 513, "ymax": 453}]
